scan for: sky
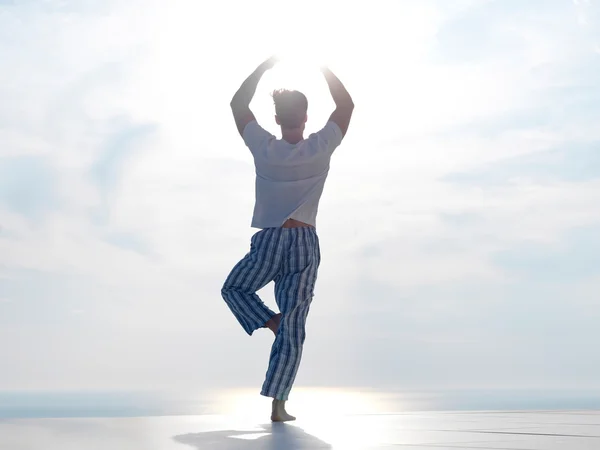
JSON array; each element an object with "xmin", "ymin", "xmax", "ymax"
[{"xmin": 1, "ymin": 0, "xmax": 599, "ymax": 393}]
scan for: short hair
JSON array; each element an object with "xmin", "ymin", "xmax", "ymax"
[{"xmin": 271, "ymin": 89, "xmax": 308, "ymax": 128}]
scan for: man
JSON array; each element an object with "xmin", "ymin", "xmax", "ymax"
[{"xmin": 221, "ymin": 55, "xmax": 354, "ymax": 422}]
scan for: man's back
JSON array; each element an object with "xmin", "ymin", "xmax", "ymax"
[{"xmin": 243, "ymin": 120, "xmax": 343, "ymax": 229}]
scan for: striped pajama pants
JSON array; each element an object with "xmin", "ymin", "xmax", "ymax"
[{"xmin": 221, "ymin": 226, "xmax": 320, "ymax": 401}]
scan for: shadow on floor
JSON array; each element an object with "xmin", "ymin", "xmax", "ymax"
[{"xmin": 174, "ymin": 423, "xmax": 331, "ymax": 449}]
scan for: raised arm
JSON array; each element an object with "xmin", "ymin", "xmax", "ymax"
[
  {"xmin": 321, "ymin": 66, "xmax": 354, "ymax": 137},
  {"xmin": 230, "ymin": 56, "xmax": 278, "ymax": 136}
]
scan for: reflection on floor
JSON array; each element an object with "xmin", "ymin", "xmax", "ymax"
[{"xmin": 1, "ymin": 410, "xmax": 599, "ymax": 449}]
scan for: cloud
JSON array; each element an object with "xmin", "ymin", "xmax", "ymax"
[
  {"xmin": 0, "ymin": 155, "xmax": 59, "ymax": 221},
  {"xmin": 444, "ymin": 143, "xmax": 600, "ymax": 185},
  {"xmin": 493, "ymin": 225, "xmax": 600, "ymax": 282}
]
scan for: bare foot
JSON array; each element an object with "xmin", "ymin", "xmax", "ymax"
[
  {"xmin": 271, "ymin": 399, "xmax": 296, "ymax": 422},
  {"xmin": 265, "ymin": 313, "xmax": 282, "ymax": 336}
]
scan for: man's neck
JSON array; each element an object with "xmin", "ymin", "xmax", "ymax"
[{"xmin": 281, "ymin": 128, "xmax": 304, "ymax": 145}]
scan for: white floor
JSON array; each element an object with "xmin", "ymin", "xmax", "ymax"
[{"xmin": 1, "ymin": 411, "xmax": 599, "ymax": 449}]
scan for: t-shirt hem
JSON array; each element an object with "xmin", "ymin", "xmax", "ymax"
[{"xmin": 251, "ymin": 220, "xmax": 317, "ymax": 229}]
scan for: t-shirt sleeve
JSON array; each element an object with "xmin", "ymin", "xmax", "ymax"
[
  {"xmin": 309, "ymin": 121, "xmax": 344, "ymax": 155},
  {"xmin": 242, "ymin": 120, "xmax": 274, "ymax": 155}
]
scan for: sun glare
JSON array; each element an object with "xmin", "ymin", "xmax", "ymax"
[
  {"xmin": 217, "ymin": 388, "xmax": 404, "ymax": 448},
  {"xmin": 220, "ymin": 387, "xmax": 391, "ymax": 419},
  {"xmin": 268, "ymin": 59, "xmax": 319, "ymax": 91}
]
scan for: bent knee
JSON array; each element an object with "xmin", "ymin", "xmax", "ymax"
[
  {"xmin": 221, "ymin": 285, "xmax": 233, "ymax": 301},
  {"xmin": 221, "ymin": 283, "xmax": 228, "ymax": 293},
  {"xmin": 221, "ymin": 284, "xmax": 248, "ymax": 300}
]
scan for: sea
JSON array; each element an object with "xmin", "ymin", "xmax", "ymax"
[{"xmin": 1, "ymin": 388, "xmax": 600, "ymax": 419}]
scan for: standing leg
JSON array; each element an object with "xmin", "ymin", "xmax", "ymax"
[
  {"xmin": 221, "ymin": 228, "xmax": 284, "ymax": 336},
  {"xmin": 260, "ymin": 228, "xmax": 320, "ymax": 418}
]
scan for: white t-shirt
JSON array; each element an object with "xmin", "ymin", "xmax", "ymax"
[{"xmin": 242, "ymin": 120, "xmax": 344, "ymax": 229}]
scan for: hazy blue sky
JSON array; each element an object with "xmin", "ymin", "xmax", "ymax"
[{"xmin": 1, "ymin": 0, "xmax": 599, "ymax": 392}]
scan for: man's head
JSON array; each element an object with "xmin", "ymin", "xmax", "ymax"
[{"xmin": 272, "ymin": 89, "xmax": 308, "ymax": 130}]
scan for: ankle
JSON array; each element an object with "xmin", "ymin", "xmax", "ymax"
[
  {"xmin": 271, "ymin": 398, "xmax": 295, "ymax": 422},
  {"xmin": 266, "ymin": 313, "xmax": 282, "ymax": 334}
]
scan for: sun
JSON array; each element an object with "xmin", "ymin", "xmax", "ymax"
[{"xmin": 268, "ymin": 58, "xmax": 319, "ymax": 90}]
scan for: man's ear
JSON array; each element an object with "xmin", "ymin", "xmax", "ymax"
[
  {"xmin": 275, "ymin": 115, "xmax": 281, "ymax": 125},
  {"xmin": 304, "ymin": 114, "xmax": 308, "ymax": 124}
]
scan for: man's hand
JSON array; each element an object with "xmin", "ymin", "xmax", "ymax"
[
  {"xmin": 260, "ymin": 55, "xmax": 279, "ymax": 71},
  {"xmin": 230, "ymin": 56, "xmax": 279, "ymax": 136}
]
